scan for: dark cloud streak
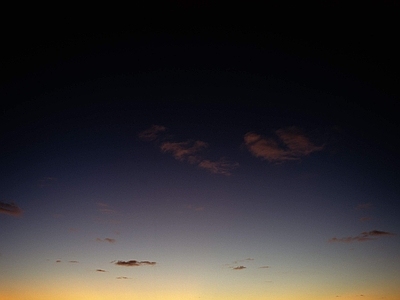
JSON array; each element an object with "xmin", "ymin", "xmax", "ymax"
[{"xmin": 0, "ymin": 201, "xmax": 23, "ymax": 217}]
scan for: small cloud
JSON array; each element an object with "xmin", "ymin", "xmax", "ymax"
[
  {"xmin": 356, "ymin": 203, "xmax": 373, "ymax": 210},
  {"xmin": 138, "ymin": 125, "xmax": 167, "ymax": 141},
  {"xmin": 160, "ymin": 140, "xmax": 207, "ymax": 163},
  {"xmin": 233, "ymin": 266, "xmax": 246, "ymax": 270},
  {"xmin": 96, "ymin": 238, "xmax": 116, "ymax": 243},
  {"xmin": 96, "ymin": 269, "xmax": 106, "ymax": 272},
  {"xmin": 259, "ymin": 266, "xmax": 270, "ymax": 269},
  {"xmin": 69, "ymin": 260, "xmax": 79, "ymax": 263},
  {"xmin": 198, "ymin": 158, "xmax": 239, "ymax": 176},
  {"xmin": 0, "ymin": 201, "xmax": 23, "ymax": 217},
  {"xmin": 245, "ymin": 258, "xmax": 254, "ymax": 261},
  {"xmin": 329, "ymin": 230, "xmax": 396, "ymax": 243},
  {"xmin": 56, "ymin": 260, "xmax": 61, "ymax": 263},
  {"xmin": 366, "ymin": 230, "xmax": 395, "ymax": 236},
  {"xmin": 116, "ymin": 276, "xmax": 130, "ymax": 279},
  {"xmin": 96, "ymin": 202, "xmax": 116, "ymax": 214},
  {"xmin": 114, "ymin": 260, "xmax": 156, "ymax": 267},
  {"xmin": 244, "ymin": 127, "xmax": 323, "ymax": 163}
]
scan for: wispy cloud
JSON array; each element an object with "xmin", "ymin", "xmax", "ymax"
[
  {"xmin": 113, "ymin": 260, "xmax": 156, "ymax": 267},
  {"xmin": 69, "ymin": 260, "xmax": 79, "ymax": 263},
  {"xmin": 0, "ymin": 201, "xmax": 23, "ymax": 217},
  {"xmin": 116, "ymin": 276, "xmax": 130, "ymax": 279},
  {"xmin": 96, "ymin": 238, "xmax": 116, "ymax": 243},
  {"xmin": 244, "ymin": 127, "xmax": 323, "ymax": 163},
  {"xmin": 329, "ymin": 230, "xmax": 396, "ymax": 243},
  {"xmin": 96, "ymin": 269, "xmax": 106, "ymax": 272},
  {"xmin": 96, "ymin": 202, "xmax": 116, "ymax": 214},
  {"xmin": 138, "ymin": 125, "xmax": 167, "ymax": 141},
  {"xmin": 139, "ymin": 125, "xmax": 238, "ymax": 175},
  {"xmin": 233, "ymin": 266, "xmax": 246, "ymax": 270},
  {"xmin": 259, "ymin": 266, "xmax": 270, "ymax": 269},
  {"xmin": 56, "ymin": 260, "xmax": 61, "ymax": 263},
  {"xmin": 161, "ymin": 140, "xmax": 207, "ymax": 163},
  {"xmin": 198, "ymin": 158, "xmax": 239, "ymax": 175}
]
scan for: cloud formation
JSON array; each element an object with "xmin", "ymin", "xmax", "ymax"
[
  {"xmin": 69, "ymin": 260, "xmax": 79, "ymax": 263},
  {"xmin": 233, "ymin": 266, "xmax": 246, "ymax": 270},
  {"xmin": 259, "ymin": 266, "xmax": 270, "ymax": 269},
  {"xmin": 96, "ymin": 238, "xmax": 116, "ymax": 243},
  {"xmin": 329, "ymin": 230, "xmax": 396, "ymax": 243},
  {"xmin": 114, "ymin": 260, "xmax": 156, "ymax": 267},
  {"xmin": 116, "ymin": 276, "xmax": 130, "ymax": 279},
  {"xmin": 138, "ymin": 125, "xmax": 167, "ymax": 141},
  {"xmin": 139, "ymin": 125, "xmax": 238, "ymax": 175},
  {"xmin": 0, "ymin": 201, "xmax": 23, "ymax": 217},
  {"xmin": 96, "ymin": 202, "xmax": 116, "ymax": 214},
  {"xmin": 96, "ymin": 269, "xmax": 106, "ymax": 272},
  {"xmin": 161, "ymin": 140, "xmax": 207, "ymax": 163},
  {"xmin": 198, "ymin": 158, "xmax": 239, "ymax": 176},
  {"xmin": 244, "ymin": 127, "xmax": 323, "ymax": 163}
]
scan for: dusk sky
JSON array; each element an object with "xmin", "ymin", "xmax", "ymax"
[{"xmin": 1, "ymin": 3, "xmax": 399, "ymax": 300}]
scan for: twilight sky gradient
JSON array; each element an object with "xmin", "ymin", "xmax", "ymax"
[{"xmin": 1, "ymin": 3, "xmax": 400, "ymax": 300}]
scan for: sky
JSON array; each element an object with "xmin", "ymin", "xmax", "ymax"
[{"xmin": 1, "ymin": 3, "xmax": 400, "ymax": 300}]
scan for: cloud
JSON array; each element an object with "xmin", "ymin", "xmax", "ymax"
[
  {"xmin": 138, "ymin": 125, "xmax": 167, "ymax": 141},
  {"xmin": 96, "ymin": 202, "xmax": 116, "ymax": 214},
  {"xmin": 114, "ymin": 260, "xmax": 156, "ymax": 267},
  {"xmin": 96, "ymin": 238, "xmax": 116, "ymax": 243},
  {"xmin": 233, "ymin": 266, "xmax": 246, "ymax": 270},
  {"xmin": 69, "ymin": 260, "xmax": 79, "ymax": 263},
  {"xmin": 96, "ymin": 269, "xmax": 106, "ymax": 272},
  {"xmin": 244, "ymin": 127, "xmax": 323, "ymax": 163},
  {"xmin": 161, "ymin": 140, "xmax": 208, "ymax": 163},
  {"xmin": 329, "ymin": 230, "xmax": 396, "ymax": 243},
  {"xmin": 56, "ymin": 260, "xmax": 61, "ymax": 263},
  {"xmin": 0, "ymin": 201, "xmax": 23, "ymax": 217},
  {"xmin": 116, "ymin": 276, "xmax": 130, "ymax": 279},
  {"xmin": 198, "ymin": 158, "xmax": 239, "ymax": 175},
  {"xmin": 367, "ymin": 230, "xmax": 395, "ymax": 236},
  {"xmin": 140, "ymin": 125, "xmax": 238, "ymax": 175},
  {"xmin": 259, "ymin": 266, "xmax": 270, "ymax": 269}
]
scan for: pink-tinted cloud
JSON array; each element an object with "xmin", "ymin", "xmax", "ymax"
[
  {"xmin": 138, "ymin": 125, "xmax": 167, "ymax": 141},
  {"xmin": 96, "ymin": 238, "xmax": 116, "ymax": 243},
  {"xmin": 96, "ymin": 202, "xmax": 116, "ymax": 214},
  {"xmin": 160, "ymin": 140, "xmax": 208, "ymax": 163},
  {"xmin": 140, "ymin": 125, "xmax": 238, "ymax": 175},
  {"xmin": 0, "ymin": 201, "xmax": 23, "ymax": 217},
  {"xmin": 198, "ymin": 158, "xmax": 239, "ymax": 175},
  {"xmin": 114, "ymin": 260, "xmax": 156, "ymax": 267},
  {"xmin": 329, "ymin": 230, "xmax": 396, "ymax": 243},
  {"xmin": 244, "ymin": 127, "xmax": 323, "ymax": 163}
]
